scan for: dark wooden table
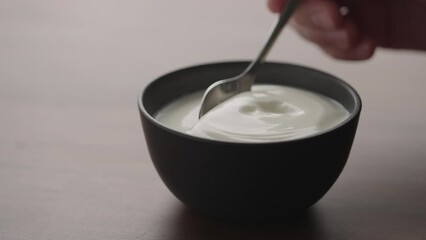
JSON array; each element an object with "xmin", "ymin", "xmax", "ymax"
[{"xmin": 1, "ymin": 1, "xmax": 426, "ymax": 239}]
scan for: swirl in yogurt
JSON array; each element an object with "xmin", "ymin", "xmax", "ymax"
[{"xmin": 155, "ymin": 84, "xmax": 349, "ymax": 143}]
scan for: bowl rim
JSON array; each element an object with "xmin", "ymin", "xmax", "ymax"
[{"xmin": 138, "ymin": 61, "xmax": 362, "ymax": 145}]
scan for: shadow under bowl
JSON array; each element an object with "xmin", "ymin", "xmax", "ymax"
[{"xmin": 138, "ymin": 61, "xmax": 361, "ymax": 223}]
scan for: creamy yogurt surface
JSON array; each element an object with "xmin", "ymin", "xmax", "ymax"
[{"xmin": 155, "ymin": 84, "xmax": 349, "ymax": 143}]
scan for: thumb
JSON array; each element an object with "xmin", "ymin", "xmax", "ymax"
[{"xmin": 267, "ymin": 0, "xmax": 286, "ymax": 12}]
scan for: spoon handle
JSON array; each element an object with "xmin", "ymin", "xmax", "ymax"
[
  {"xmin": 198, "ymin": 0, "xmax": 303, "ymax": 118},
  {"xmin": 244, "ymin": 0, "xmax": 303, "ymax": 76}
]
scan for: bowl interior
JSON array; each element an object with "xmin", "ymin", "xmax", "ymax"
[{"xmin": 141, "ymin": 61, "xmax": 361, "ymax": 131}]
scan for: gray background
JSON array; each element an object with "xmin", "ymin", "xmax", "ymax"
[{"xmin": 1, "ymin": 1, "xmax": 426, "ymax": 239}]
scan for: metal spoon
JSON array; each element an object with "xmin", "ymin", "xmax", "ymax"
[{"xmin": 199, "ymin": 0, "xmax": 302, "ymax": 118}]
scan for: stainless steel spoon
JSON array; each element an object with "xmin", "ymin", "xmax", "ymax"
[{"xmin": 198, "ymin": 0, "xmax": 302, "ymax": 118}]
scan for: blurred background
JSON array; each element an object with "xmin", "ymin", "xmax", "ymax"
[
  {"xmin": 1, "ymin": 1, "xmax": 426, "ymax": 239},
  {"xmin": 2, "ymin": 0, "xmax": 426, "ymax": 157}
]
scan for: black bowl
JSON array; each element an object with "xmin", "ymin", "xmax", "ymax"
[{"xmin": 138, "ymin": 61, "xmax": 361, "ymax": 222}]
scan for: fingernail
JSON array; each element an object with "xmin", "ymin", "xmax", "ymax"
[
  {"xmin": 324, "ymin": 31, "xmax": 349, "ymax": 48},
  {"xmin": 354, "ymin": 40, "xmax": 375, "ymax": 58},
  {"xmin": 311, "ymin": 11, "xmax": 335, "ymax": 30}
]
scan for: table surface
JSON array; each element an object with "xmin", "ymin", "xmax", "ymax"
[{"xmin": 1, "ymin": 1, "xmax": 426, "ymax": 239}]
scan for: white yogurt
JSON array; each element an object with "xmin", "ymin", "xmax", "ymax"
[{"xmin": 155, "ymin": 84, "xmax": 349, "ymax": 143}]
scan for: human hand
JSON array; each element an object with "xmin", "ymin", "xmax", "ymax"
[{"xmin": 268, "ymin": 0, "xmax": 426, "ymax": 60}]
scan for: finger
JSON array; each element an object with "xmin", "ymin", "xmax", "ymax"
[
  {"xmin": 268, "ymin": 0, "xmax": 376, "ymax": 60},
  {"xmin": 268, "ymin": 0, "xmax": 344, "ymax": 30},
  {"xmin": 320, "ymin": 37, "xmax": 376, "ymax": 60},
  {"xmin": 291, "ymin": 19, "xmax": 359, "ymax": 50},
  {"xmin": 292, "ymin": 0, "xmax": 344, "ymax": 30}
]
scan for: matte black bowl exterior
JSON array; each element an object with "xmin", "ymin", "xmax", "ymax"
[{"xmin": 138, "ymin": 62, "xmax": 361, "ymax": 222}]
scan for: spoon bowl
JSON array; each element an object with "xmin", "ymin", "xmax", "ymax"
[{"xmin": 199, "ymin": 0, "xmax": 303, "ymax": 118}]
